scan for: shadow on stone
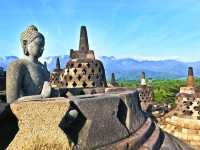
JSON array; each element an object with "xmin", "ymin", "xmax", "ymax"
[
  {"xmin": 0, "ymin": 103, "xmax": 19, "ymax": 150},
  {"xmin": 117, "ymin": 99, "xmax": 128, "ymax": 129},
  {"xmin": 158, "ymin": 130, "xmax": 165, "ymax": 149},
  {"xmin": 59, "ymin": 102, "xmax": 86, "ymax": 145}
]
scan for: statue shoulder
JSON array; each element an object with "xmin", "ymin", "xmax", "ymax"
[{"xmin": 7, "ymin": 59, "xmax": 27, "ymax": 74}]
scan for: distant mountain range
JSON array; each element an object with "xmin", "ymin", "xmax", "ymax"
[{"xmin": 1, "ymin": 55, "xmax": 200, "ymax": 80}]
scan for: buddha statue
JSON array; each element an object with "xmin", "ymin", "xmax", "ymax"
[{"xmin": 6, "ymin": 25, "xmax": 50, "ymax": 103}]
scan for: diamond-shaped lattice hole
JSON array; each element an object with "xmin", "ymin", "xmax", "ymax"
[
  {"xmin": 78, "ymin": 75, "xmax": 82, "ymax": 81},
  {"xmin": 82, "ymin": 69, "xmax": 87, "ymax": 75},
  {"xmin": 87, "ymin": 63, "xmax": 90, "ymax": 68},
  {"xmin": 88, "ymin": 75, "xmax": 91, "ymax": 80},
  {"xmin": 92, "ymin": 82, "xmax": 95, "ymax": 87},
  {"xmin": 72, "ymin": 81, "xmax": 77, "ymax": 87},
  {"xmin": 99, "ymin": 68, "xmax": 101, "ymax": 73},
  {"xmin": 66, "ymin": 82, "xmax": 68, "ymax": 86},
  {"xmin": 78, "ymin": 64, "xmax": 82, "ymax": 68},
  {"xmin": 74, "ymin": 68, "xmax": 77, "ymax": 74},
  {"xmin": 69, "ymin": 76, "xmax": 73, "ymax": 80},
  {"xmin": 91, "ymin": 69, "xmax": 95, "ymax": 74},
  {"xmin": 82, "ymin": 82, "xmax": 87, "ymax": 88}
]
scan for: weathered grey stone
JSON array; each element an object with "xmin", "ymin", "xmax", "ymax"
[
  {"xmin": 0, "ymin": 90, "xmax": 193, "ymax": 150},
  {"xmin": 115, "ymin": 90, "xmax": 146, "ymax": 133},
  {"xmin": 0, "ymin": 68, "xmax": 6, "ymax": 91},
  {"xmin": 0, "ymin": 103, "xmax": 10, "ymax": 121},
  {"xmin": 70, "ymin": 94, "xmax": 129, "ymax": 150},
  {"xmin": 160, "ymin": 132, "xmax": 193, "ymax": 150},
  {"xmin": 6, "ymin": 25, "xmax": 50, "ymax": 103}
]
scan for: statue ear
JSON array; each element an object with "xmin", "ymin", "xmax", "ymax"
[{"xmin": 22, "ymin": 40, "xmax": 29, "ymax": 56}]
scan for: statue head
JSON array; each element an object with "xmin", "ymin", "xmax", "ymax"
[{"xmin": 20, "ymin": 25, "xmax": 45, "ymax": 59}]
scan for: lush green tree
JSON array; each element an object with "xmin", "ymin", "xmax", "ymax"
[{"xmin": 119, "ymin": 78, "xmax": 200, "ymax": 105}]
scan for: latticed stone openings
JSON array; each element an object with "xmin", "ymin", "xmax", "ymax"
[
  {"xmin": 176, "ymin": 94, "xmax": 200, "ymax": 119},
  {"xmin": 138, "ymin": 86, "xmax": 154, "ymax": 112},
  {"xmin": 139, "ymin": 87, "xmax": 153, "ymax": 102},
  {"xmin": 160, "ymin": 67, "xmax": 200, "ymax": 149},
  {"xmin": 50, "ymin": 26, "xmax": 107, "ymax": 89},
  {"xmin": 62, "ymin": 60, "xmax": 105, "ymax": 88},
  {"xmin": 137, "ymin": 72, "xmax": 154, "ymax": 112},
  {"xmin": 50, "ymin": 57, "xmax": 64, "ymax": 88},
  {"xmin": 50, "ymin": 72, "xmax": 64, "ymax": 87}
]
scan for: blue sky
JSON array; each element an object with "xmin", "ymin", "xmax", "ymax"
[{"xmin": 1, "ymin": 0, "xmax": 200, "ymax": 61}]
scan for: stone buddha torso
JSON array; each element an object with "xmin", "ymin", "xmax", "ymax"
[
  {"xmin": 19, "ymin": 59, "xmax": 49, "ymax": 96},
  {"xmin": 7, "ymin": 59, "xmax": 50, "ymax": 103}
]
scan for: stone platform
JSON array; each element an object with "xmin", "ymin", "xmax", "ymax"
[
  {"xmin": 0, "ymin": 90, "xmax": 192, "ymax": 150},
  {"xmin": 160, "ymin": 115, "xmax": 200, "ymax": 149}
]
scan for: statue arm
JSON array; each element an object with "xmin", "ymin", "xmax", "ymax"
[{"xmin": 6, "ymin": 61, "xmax": 24, "ymax": 103}]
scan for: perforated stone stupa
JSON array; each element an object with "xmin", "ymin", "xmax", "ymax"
[
  {"xmin": 50, "ymin": 26, "xmax": 107, "ymax": 88},
  {"xmin": 160, "ymin": 67, "xmax": 200, "ymax": 149},
  {"xmin": 50, "ymin": 57, "xmax": 64, "ymax": 87},
  {"xmin": 138, "ymin": 72, "xmax": 154, "ymax": 112}
]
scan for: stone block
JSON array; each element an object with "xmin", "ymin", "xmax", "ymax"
[
  {"xmin": 115, "ymin": 90, "xmax": 146, "ymax": 133},
  {"xmin": 6, "ymin": 98, "xmax": 71, "ymax": 150},
  {"xmin": 70, "ymin": 94, "xmax": 129, "ymax": 149}
]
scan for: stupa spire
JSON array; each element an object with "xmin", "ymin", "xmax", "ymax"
[
  {"xmin": 141, "ymin": 71, "xmax": 146, "ymax": 86},
  {"xmin": 79, "ymin": 26, "xmax": 89, "ymax": 52},
  {"xmin": 187, "ymin": 67, "xmax": 194, "ymax": 87},
  {"xmin": 56, "ymin": 57, "xmax": 61, "ymax": 70}
]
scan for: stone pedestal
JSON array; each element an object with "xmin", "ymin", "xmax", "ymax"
[{"xmin": 6, "ymin": 98, "xmax": 71, "ymax": 150}]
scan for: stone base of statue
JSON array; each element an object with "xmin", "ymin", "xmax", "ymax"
[{"xmin": 5, "ymin": 98, "xmax": 71, "ymax": 150}]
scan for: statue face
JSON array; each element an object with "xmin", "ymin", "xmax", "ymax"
[{"xmin": 27, "ymin": 36, "xmax": 45, "ymax": 58}]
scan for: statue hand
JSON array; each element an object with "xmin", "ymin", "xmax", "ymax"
[{"xmin": 41, "ymin": 81, "xmax": 52, "ymax": 98}]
